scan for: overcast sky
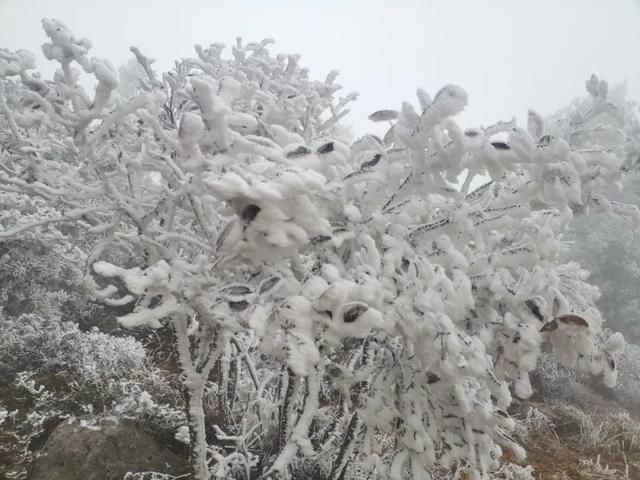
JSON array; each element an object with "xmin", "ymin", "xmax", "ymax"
[{"xmin": 1, "ymin": 0, "xmax": 639, "ymax": 135}]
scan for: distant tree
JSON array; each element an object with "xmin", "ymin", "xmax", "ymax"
[
  {"xmin": 565, "ymin": 192, "xmax": 640, "ymax": 341},
  {"xmin": 0, "ymin": 19, "xmax": 637, "ymax": 480},
  {"xmin": 543, "ymin": 76, "xmax": 640, "ymax": 341}
]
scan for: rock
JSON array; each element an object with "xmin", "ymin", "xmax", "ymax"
[{"xmin": 28, "ymin": 418, "xmax": 186, "ymax": 480}]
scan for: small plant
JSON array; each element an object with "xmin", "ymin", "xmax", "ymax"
[
  {"xmin": 579, "ymin": 455, "xmax": 630, "ymax": 480},
  {"xmin": 555, "ymin": 404, "xmax": 611, "ymax": 447},
  {"xmin": 514, "ymin": 406, "xmax": 555, "ymax": 441},
  {"xmin": 492, "ymin": 463, "xmax": 536, "ymax": 480},
  {"xmin": 609, "ymin": 411, "xmax": 640, "ymax": 453}
]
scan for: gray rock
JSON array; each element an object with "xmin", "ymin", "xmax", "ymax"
[{"xmin": 28, "ymin": 418, "xmax": 187, "ymax": 480}]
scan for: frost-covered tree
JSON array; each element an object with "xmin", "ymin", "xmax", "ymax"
[
  {"xmin": 1, "ymin": 19, "xmax": 637, "ymax": 480},
  {"xmin": 565, "ymin": 191, "xmax": 640, "ymax": 342},
  {"xmin": 542, "ymin": 78, "xmax": 640, "ymax": 341}
]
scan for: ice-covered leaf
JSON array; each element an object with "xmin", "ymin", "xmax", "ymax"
[{"xmin": 368, "ymin": 109, "xmax": 399, "ymax": 122}]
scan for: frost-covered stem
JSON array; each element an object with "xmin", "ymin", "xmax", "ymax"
[
  {"xmin": 461, "ymin": 170, "xmax": 475, "ymax": 195},
  {"xmin": 84, "ymin": 95, "xmax": 156, "ymax": 155},
  {"xmin": 278, "ymin": 367, "xmax": 296, "ymax": 450},
  {"xmin": 227, "ymin": 352, "xmax": 239, "ymax": 414},
  {"xmin": 0, "ymin": 82, "xmax": 24, "ymax": 142},
  {"xmin": 187, "ymin": 193, "xmax": 217, "ymax": 247},
  {"xmin": 330, "ymin": 411, "xmax": 362, "ymax": 480},
  {"xmin": 130, "ymin": 46, "xmax": 160, "ymax": 87},
  {"xmin": 183, "ymin": 380, "xmax": 209, "ymax": 480},
  {"xmin": 318, "ymin": 406, "xmax": 346, "ymax": 453},
  {"xmin": 230, "ymin": 335, "xmax": 259, "ymax": 390},
  {"xmin": 61, "ymin": 60, "xmax": 82, "ymax": 113},
  {"xmin": 216, "ymin": 338, "xmax": 231, "ymax": 422},
  {"xmin": 267, "ymin": 369, "xmax": 320, "ymax": 476},
  {"xmin": 172, "ymin": 313, "xmax": 224, "ymax": 480},
  {"xmin": 0, "ymin": 205, "xmax": 116, "ymax": 239}
]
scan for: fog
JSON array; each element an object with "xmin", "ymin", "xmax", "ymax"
[{"xmin": 2, "ymin": 0, "xmax": 639, "ymax": 134}]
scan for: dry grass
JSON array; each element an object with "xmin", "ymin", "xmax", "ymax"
[{"xmin": 503, "ymin": 403, "xmax": 640, "ymax": 480}]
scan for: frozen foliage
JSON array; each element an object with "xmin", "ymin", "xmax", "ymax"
[
  {"xmin": 1, "ymin": 19, "xmax": 638, "ymax": 480},
  {"xmin": 0, "ymin": 314, "xmax": 145, "ymax": 385},
  {"xmin": 0, "ymin": 313, "xmax": 180, "ymax": 422},
  {"xmin": 0, "ymin": 237, "xmax": 120, "ymax": 331},
  {"xmin": 0, "ymin": 312, "xmax": 181, "ymax": 477}
]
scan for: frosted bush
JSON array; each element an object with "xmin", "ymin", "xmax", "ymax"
[
  {"xmin": 0, "ymin": 313, "xmax": 181, "ymax": 430},
  {"xmin": 513, "ymin": 407, "xmax": 554, "ymax": 441},
  {"xmin": 0, "ymin": 313, "xmax": 184, "ymax": 477},
  {"xmin": 0, "ymin": 314, "xmax": 146, "ymax": 388}
]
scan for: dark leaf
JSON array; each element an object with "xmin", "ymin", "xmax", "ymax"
[
  {"xmin": 286, "ymin": 145, "xmax": 312, "ymax": 158},
  {"xmin": 228, "ymin": 300, "xmax": 250, "ymax": 311},
  {"xmin": 464, "ymin": 129, "xmax": 481, "ymax": 137},
  {"xmin": 343, "ymin": 303, "xmax": 368, "ymax": 323},
  {"xmin": 317, "ymin": 142, "xmax": 334, "ymax": 154},
  {"xmin": 259, "ymin": 277, "xmax": 280, "ymax": 295},
  {"xmin": 216, "ymin": 220, "xmax": 236, "ymax": 251},
  {"xmin": 524, "ymin": 299, "xmax": 544, "ymax": 322},
  {"xmin": 557, "ymin": 314, "xmax": 589, "ymax": 328},
  {"xmin": 368, "ymin": 110, "xmax": 399, "ymax": 122},
  {"xmin": 222, "ymin": 284, "xmax": 253, "ymax": 297},
  {"xmin": 427, "ymin": 372, "xmax": 441, "ymax": 384},
  {"xmin": 540, "ymin": 320, "xmax": 558, "ymax": 333},
  {"xmin": 241, "ymin": 204, "xmax": 261, "ymax": 223},
  {"xmin": 490, "ymin": 141, "xmax": 510, "ymax": 151},
  {"xmin": 537, "ymin": 134, "xmax": 555, "ymax": 148},
  {"xmin": 605, "ymin": 352, "xmax": 615, "ymax": 370},
  {"xmin": 310, "ymin": 235, "xmax": 332, "ymax": 245},
  {"xmin": 343, "ymin": 170, "xmax": 367, "ymax": 181},
  {"xmin": 360, "ymin": 153, "xmax": 382, "ymax": 171}
]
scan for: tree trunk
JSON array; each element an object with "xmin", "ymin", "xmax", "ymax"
[
  {"xmin": 184, "ymin": 382, "xmax": 209, "ymax": 480},
  {"xmin": 172, "ymin": 314, "xmax": 214, "ymax": 480}
]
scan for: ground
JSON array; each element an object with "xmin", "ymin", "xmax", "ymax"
[{"xmin": 504, "ymin": 401, "xmax": 640, "ymax": 480}]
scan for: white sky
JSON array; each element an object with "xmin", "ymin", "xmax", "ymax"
[{"xmin": 1, "ymin": 0, "xmax": 639, "ymax": 135}]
